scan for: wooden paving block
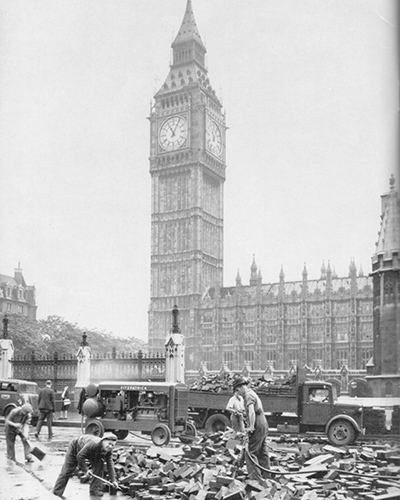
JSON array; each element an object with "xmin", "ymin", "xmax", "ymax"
[
  {"xmin": 222, "ymin": 491, "xmax": 245, "ymax": 500},
  {"xmin": 120, "ymin": 473, "xmax": 141, "ymax": 484},
  {"xmin": 322, "ymin": 445, "xmax": 347, "ymax": 456},
  {"xmin": 363, "ymin": 490, "xmax": 400, "ymax": 500},
  {"xmin": 144, "ymin": 475, "xmax": 162, "ymax": 486}
]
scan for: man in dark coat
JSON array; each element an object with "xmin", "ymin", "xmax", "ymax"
[
  {"xmin": 5, "ymin": 403, "xmax": 34, "ymax": 462},
  {"xmin": 53, "ymin": 432, "xmax": 118, "ymax": 497},
  {"xmin": 35, "ymin": 379, "xmax": 55, "ymax": 440},
  {"xmin": 233, "ymin": 376, "xmax": 270, "ymax": 484}
]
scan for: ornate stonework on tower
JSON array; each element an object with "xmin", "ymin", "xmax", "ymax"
[
  {"xmin": 367, "ymin": 175, "xmax": 400, "ymax": 397},
  {"xmin": 148, "ymin": 0, "xmax": 226, "ymax": 361}
]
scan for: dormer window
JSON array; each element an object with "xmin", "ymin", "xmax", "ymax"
[
  {"xmin": 18, "ymin": 289, "xmax": 23, "ymax": 299},
  {"xmin": 6, "ymin": 287, "xmax": 11, "ymax": 297}
]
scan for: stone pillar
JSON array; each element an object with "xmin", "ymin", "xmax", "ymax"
[
  {"xmin": 76, "ymin": 332, "xmax": 91, "ymax": 389},
  {"xmin": 340, "ymin": 361, "xmax": 349, "ymax": 394},
  {"xmin": 165, "ymin": 305, "xmax": 185, "ymax": 383},
  {"xmin": 0, "ymin": 315, "xmax": 14, "ymax": 379}
]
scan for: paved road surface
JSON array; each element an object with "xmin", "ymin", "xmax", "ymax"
[{"xmin": 0, "ymin": 423, "xmax": 163, "ymax": 500}]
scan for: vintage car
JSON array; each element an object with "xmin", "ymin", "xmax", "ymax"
[{"xmin": 0, "ymin": 378, "xmax": 40, "ymax": 424}]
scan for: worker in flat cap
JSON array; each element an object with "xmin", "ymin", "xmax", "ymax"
[
  {"xmin": 232, "ymin": 376, "xmax": 271, "ymax": 484},
  {"xmin": 53, "ymin": 432, "xmax": 118, "ymax": 498},
  {"xmin": 5, "ymin": 402, "xmax": 34, "ymax": 463}
]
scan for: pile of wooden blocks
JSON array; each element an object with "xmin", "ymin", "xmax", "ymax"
[{"xmin": 109, "ymin": 430, "xmax": 400, "ymax": 500}]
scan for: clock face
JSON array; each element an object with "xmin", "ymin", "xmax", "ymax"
[
  {"xmin": 159, "ymin": 116, "xmax": 188, "ymax": 151},
  {"xmin": 206, "ymin": 119, "xmax": 222, "ymax": 156}
]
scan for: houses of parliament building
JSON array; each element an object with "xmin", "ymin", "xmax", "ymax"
[{"xmin": 147, "ymin": 0, "xmax": 382, "ymax": 373}]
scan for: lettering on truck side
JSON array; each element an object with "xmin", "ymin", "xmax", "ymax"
[{"xmin": 120, "ymin": 386, "xmax": 148, "ymax": 391}]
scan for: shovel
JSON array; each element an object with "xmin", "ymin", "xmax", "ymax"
[
  {"xmin": 88, "ymin": 471, "xmax": 122, "ymax": 491},
  {"xmin": 20, "ymin": 433, "xmax": 46, "ymax": 461}
]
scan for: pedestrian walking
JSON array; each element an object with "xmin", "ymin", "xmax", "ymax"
[
  {"xmin": 53, "ymin": 432, "xmax": 118, "ymax": 498},
  {"xmin": 5, "ymin": 403, "xmax": 34, "ymax": 463},
  {"xmin": 35, "ymin": 379, "xmax": 55, "ymax": 440},
  {"xmin": 59, "ymin": 385, "xmax": 70, "ymax": 420},
  {"xmin": 233, "ymin": 376, "xmax": 270, "ymax": 484},
  {"xmin": 226, "ymin": 390, "xmax": 245, "ymax": 432}
]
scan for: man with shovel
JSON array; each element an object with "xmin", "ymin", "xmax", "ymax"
[
  {"xmin": 53, "ymin": 432, "xmax": 119, "ymax": 498},
  {"xmin": 4, "ymin": 403, "xmax": 34, "ymax": 463}
]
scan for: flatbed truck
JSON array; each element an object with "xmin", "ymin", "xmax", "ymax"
[{"xmin": 188, "ymin": 371, "xmax": 364, "ymax": 446}]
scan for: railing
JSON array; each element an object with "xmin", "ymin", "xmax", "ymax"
[{"xmin": 12, "ymin": 350, "xmax": 166, "ymax": 392}]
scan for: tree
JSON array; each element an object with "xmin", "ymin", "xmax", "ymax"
[{"xmin": 3, "ymin": 314, "xmax": 147, "ymax": 357}]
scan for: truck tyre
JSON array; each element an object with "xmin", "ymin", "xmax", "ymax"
[
  {"xmin": 85, "ymin": 419, "xmax": 104, "ymax": 437},
  {"xmin": 180, "ymin": 421, "xmax": 197, "ymax": 444},
  {"xmin": 328, "ymin": 419, "xmax": 355, "ymax": 446},
  {"xmin": 151, "ymin": 424, "xmax": 171, "ymax": 446},
  {"xmin": 205, "ymin": 413, "xmax": 230, "ymax": 433},
  {"xmin": 113, "ymin": 429, "xmax": 129, "ymax": 440}
]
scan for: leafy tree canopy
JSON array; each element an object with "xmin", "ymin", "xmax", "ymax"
[{"xmin": 3, "ymin": 314, "xmax": 147, "ymax": 358}]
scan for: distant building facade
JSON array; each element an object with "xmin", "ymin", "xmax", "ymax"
[
  {"xmin": 195, "ymin": 259, "xmax": 372, "ymax": 372},
  {"xmin": 0, "ymin": 265, "xmax": 37, "ymax": 319},
  {"xmin": 147, "ymin": 1, "xmax": 374, "ymax": 372}
]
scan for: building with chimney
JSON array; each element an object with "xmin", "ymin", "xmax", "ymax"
[
  {"xmin": 148, "ymin": 0, "xmax": 374, "ymax": 372},
  {"xmin": 0, "ymin": 265, "xmax": 37, "ymax": 319}
]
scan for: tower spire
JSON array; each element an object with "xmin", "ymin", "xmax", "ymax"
[{"xmin": 171, "ymin": 0, "xmax": 206, "ymax": 69}]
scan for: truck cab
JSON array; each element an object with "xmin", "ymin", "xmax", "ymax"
[
  {"xmin": 82, "ymin": 381, "xmax": 195, "ymax": 445},
  {"xmin": 299, "ymin": 381, "xmax": 364, "ymax": 445}
]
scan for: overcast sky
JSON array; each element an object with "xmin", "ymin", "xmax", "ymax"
[{"xmin": 0, "ymin": 0, "xmax": 397, "ymax": 342}]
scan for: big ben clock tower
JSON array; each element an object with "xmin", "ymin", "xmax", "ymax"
[{"xmin": 148, "ymin": 0, "xmax": 226, "ymax": 366}]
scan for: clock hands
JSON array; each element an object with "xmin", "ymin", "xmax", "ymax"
[{"xmin": 171, "ymin": 118, "xmax": 182, "ymax": 137}]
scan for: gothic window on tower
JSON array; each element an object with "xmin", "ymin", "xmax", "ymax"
[
  {"xmin": 203, "ymin": 327, "xmax": 213, "ymax": 346},
  {"xmin": 360, "ymin": 320, "xmax": 373, "ymax": 341},
  {"xmin": 223, "ymin": 351, "xmax": 233, "ymax": 371},
  {"xmin": 287, "ymin": 323, "xmax": 300, "ymax": 342},
  {"xmin": 222, "ymin": 327, "xmax": 233, "ymax": 345},
  {"xmin": 310, "ymin": 320, "xmax": 324, "ymax": 342},
  {"xmin": 336, "ymin": 350, "xmax": 348, "ymax": 369},
  {"xmin": 288, "ymin": 351, "xmax": 298, "ymax": 368},
  {"xmin": 384, "ymin": 278, "xmax": 394, "ymax": 305},
  {"xmin": 334, "ymin": 323, "xmax": 349, "ymax": 342},
  {"xmin": 265, "ymin": 350, "xmax": 276, "ymax": 364},
  {"xmin": 287, "ymin": 305, "xmax": 300, "ymax": 318},
  {"xmin": 309, "ymin": 304, "xmax": 324, "ymax": 316},
  {"xmin": 263, "ymin": 307, "xmax": 278, "ymax": 320},
  {"xmin": 203, "ymin": 351, "xmax": 213, "ymax": 369},
  {"xmin": 334, "ymin": 302, "xmax": 349, "ymax": 316},
  {"xmin": 244, "ymin": 351, "xmax": 254, "ymax": 367},
  {"xmin": 244, "ymin": 326, "xmax": 254, "ymax": 344},
  {"xmin": 360, "ymin": 349, "xmax": 372, "ymax": 368},
  {"xmin": 265, "ymin": 325, "xmax": 277, "ymax": 344}
]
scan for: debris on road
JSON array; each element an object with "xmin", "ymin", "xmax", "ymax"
[{"xmin": 106, "ymin": 430, "xmax": 400, "ymax": 499}]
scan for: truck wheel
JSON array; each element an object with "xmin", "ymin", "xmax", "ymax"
[
  {"xmin": 328, "ymin": 419, "xmax": 355, "ymax": 446},
  {"xmin": 113, "ymin": 429, "xmax": 129, "ymax": 440},
  {"xmin": 85, "ymin": 419, "xmax": 104, "ymax": 437},
  {"xmin": 205, "ymin": 413, "xmax": 230, "ymax": 433},
  {"xmin": 151, "ymin": 424, "xmax": 171, "ymax": 446},
  {"xmin": 180, "ymin": 421, "xmax": 197, "ymax": 444}
]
